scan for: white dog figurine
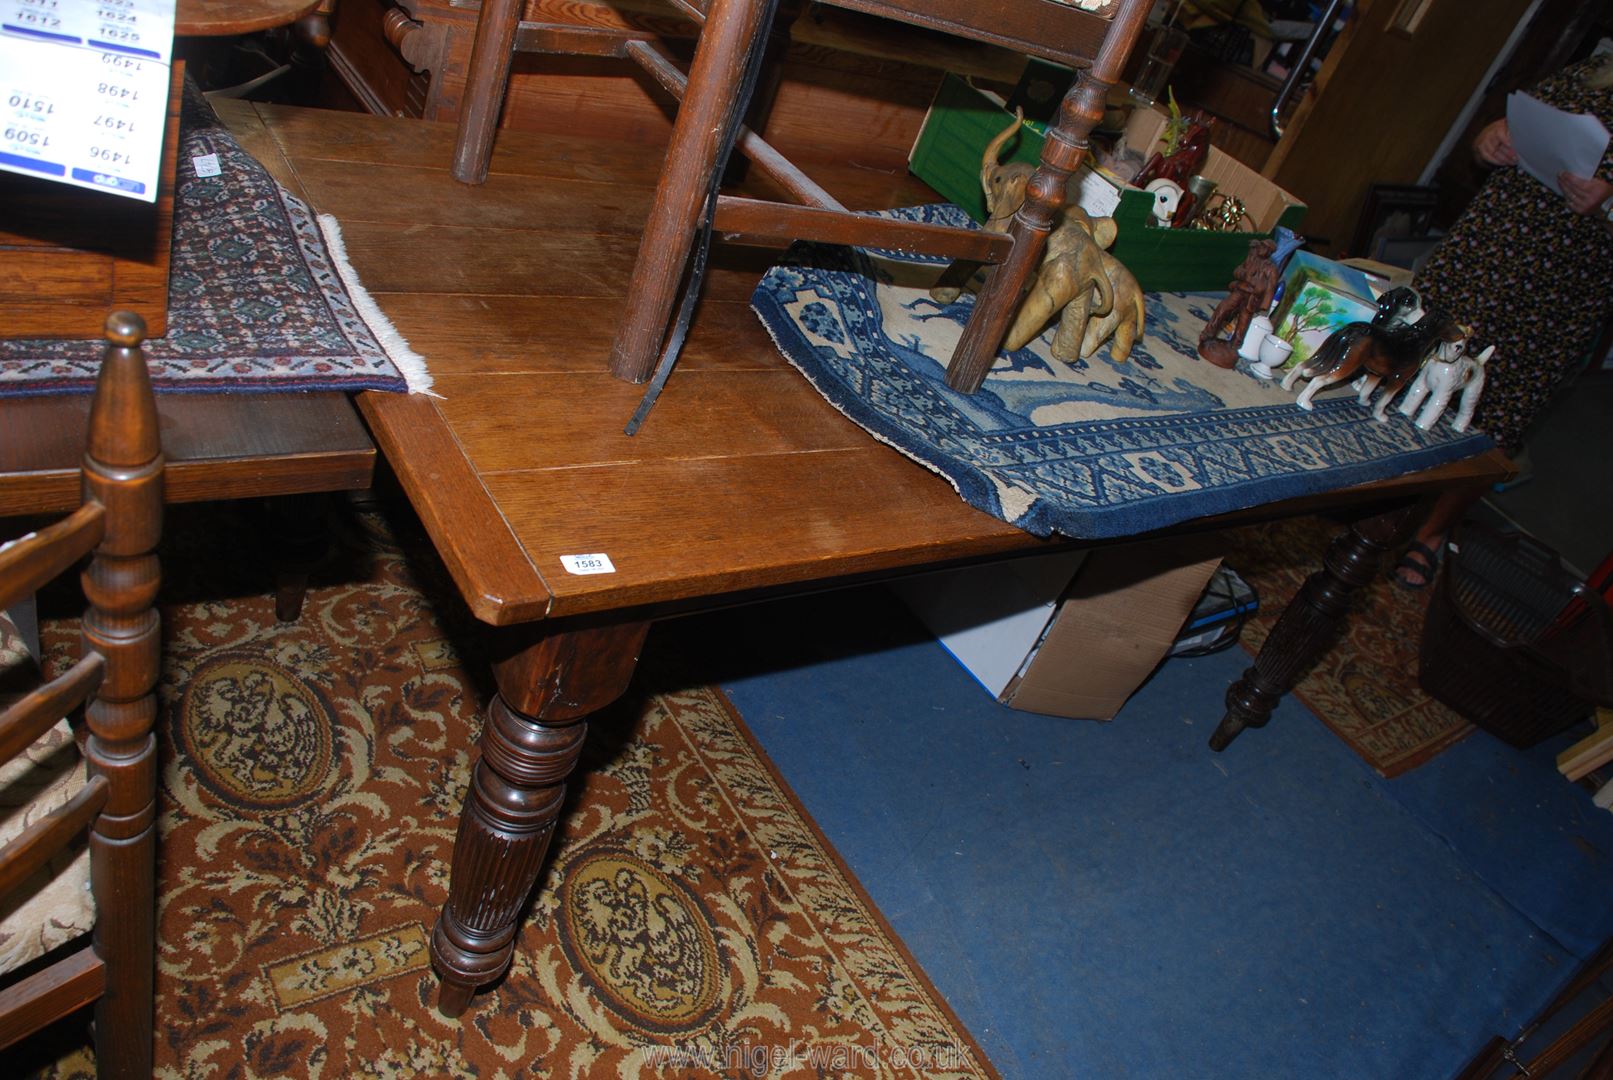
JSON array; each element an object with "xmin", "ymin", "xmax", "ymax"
[{"xmin": 1397, "ymin": 342, "xmax": 1493, "ymax": 432}]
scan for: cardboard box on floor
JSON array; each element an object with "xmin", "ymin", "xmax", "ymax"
[{"xmin": 894, "ymin": 537, "xmax": 1223, "ymax": 721}]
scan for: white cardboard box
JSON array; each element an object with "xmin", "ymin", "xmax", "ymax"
[{"xmin": 894, "ymin": 538, "xmax": 1223, "ymax": 721}]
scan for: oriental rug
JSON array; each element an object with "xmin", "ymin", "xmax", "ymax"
[
  {"xmin": 0, "ymin": 85, "xmax": 429, "ymax": 398},
  {"xmin": 751, "ymin": 205, "xmax": 1491, "ymax": 539},
  {"xmin": 1225, "ymin": 515, "xmax": 1472, "ymax": 777},
  {"xmin": 20, "ymin": 501, "xmax": 993, "ymax": 1080}
]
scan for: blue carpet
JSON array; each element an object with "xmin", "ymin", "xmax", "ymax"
[
  {"xmin": 667, "ymin": 585, "xmax": 1613, "ymax": 1079},
  {"xmin": 1382, "ymin": 727, "xmax": 1613, "ymax": 959}
]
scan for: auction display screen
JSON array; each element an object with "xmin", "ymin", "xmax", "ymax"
[{"xmin": 1, "ymin": 0, "xmax": 174, "ymax": 201}]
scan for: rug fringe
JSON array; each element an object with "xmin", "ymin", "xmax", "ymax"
[{"xmin": 316, "ymin": 213, "xmax": 439, "ymax": 397}]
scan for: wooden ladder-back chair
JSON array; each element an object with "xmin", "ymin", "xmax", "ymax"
[
  {"xmin": 449, "ymin": 0, "xmax": 1154, "ymax": 399},
  {"xmin": 0, "ymin": 313, "xmax": 163, "ymax": 1078}
]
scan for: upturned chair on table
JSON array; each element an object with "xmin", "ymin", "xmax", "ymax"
[
  {"xmin": 448, "ymin": 0, "xmax": 1154, "ymax": 398},
  {"xmin": 0, "ymin": 313, "xmax": 163, "ymax": 1078}
]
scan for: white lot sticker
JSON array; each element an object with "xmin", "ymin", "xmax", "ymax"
[
  {"xmin": 191, "ymin": 152, "xmax": 220, "ymax": 177},
  {"xmin": 560, "ymin": 553, "xmax": 615, "ymax": 575}
]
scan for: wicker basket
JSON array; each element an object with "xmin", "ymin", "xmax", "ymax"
[{"xmin": 1418, "ymin": 524, "xmax": 1613, "ymax": 748}]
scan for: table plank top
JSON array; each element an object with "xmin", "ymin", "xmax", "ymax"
[
  {"xmin": 824, "ymin": 0, "xmax": 1118, "ymax": 63},
  {"xmin": 234, "ymin": 103, "xmax": 1507, "ymax": 628},
  {"xmin": 668, "ymin": 0, "xmax": 1122, "ymax": 64}
]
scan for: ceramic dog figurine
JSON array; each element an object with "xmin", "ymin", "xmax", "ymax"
[
  {"xmin": 1398, "ymin": 340, "xmax": 1492, "ymax": 432},
  {"xmin": 1286, "ymin": 287, "xmax": 1459, "ymax": 420}
]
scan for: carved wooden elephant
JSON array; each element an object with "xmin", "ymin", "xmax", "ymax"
[
  {"xmin": 932, "ymin": 110, "xmax": 1121, "ymax": 363},
  {"xmin": 1077, "ymin": 249, "xmax": 1147, "ymax": 365},
  {"xmin": 1003, "ymin": 213, "xmax": 1118, "ymax": 362},
  {"xmin": 930, "ymin": 110, "xmax": 1037, "ymax": 305}
]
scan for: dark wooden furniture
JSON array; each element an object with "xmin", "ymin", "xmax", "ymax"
[
  {"xmin": 0, "ymin": 390, "xmax": 374, "ymax": 621},
  {"xmin": 448, "ymin": 0, "xmax": 1153, "ymax": 395},
  {"xmin": 0, "ymin": 314, "xmax": 162, "ymax": 1078},
  {"xmin": 176, "ymin": 0, "xmax": 324, "ymax": 35},
  {"xmin": 0, "ymin": 393, "xmax": 372, "ymax": 519},
  {"xmin": 332, "ymin": 0, "xmax": 1028, "ymax": 153},
  {"xmin": 1454, "ymin": 933, "xmax": 1613, "ymax": 1079},
  {"xmin": 218, "ymin": 103, "xmax": 1511, "ymax": 1018}
]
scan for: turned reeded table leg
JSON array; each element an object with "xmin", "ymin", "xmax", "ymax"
[
  {"xmin": 431, "ymin": 620, "xmax": 650, "ymax": 1016},
  {"xmin": 1209, "ymin": 502, "xmax": 1427, "ymax": 751}
]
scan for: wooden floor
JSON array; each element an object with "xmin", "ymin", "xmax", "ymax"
[{"xmin": 221, "ymin": 101, "xmax": 1508, "ymax": 630}]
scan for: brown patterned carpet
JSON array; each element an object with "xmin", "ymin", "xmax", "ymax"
[
  {"xmin": 20, "ymin": 500, "xmax": 995, "ymax": 1079},
  {"xmin": 1225, "ymin": 515, "xmax": 1473, "ymax": 778}
]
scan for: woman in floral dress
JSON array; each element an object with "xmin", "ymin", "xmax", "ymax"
[{"xmin": 1396, "ymin": 54, "xmax": 1613, "ymax": 587}]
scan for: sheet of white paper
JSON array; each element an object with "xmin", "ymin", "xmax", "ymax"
[
  {"xmin": 0, "ymin": 0, "xmax": 176, "ymax": 203},
  {"xmin": 1074, "ymin": 166, "xmax": 1122, "ymax": 219},
  {"xmin": 1506, "ymin": 90, "xmax": 1610, "ymax": 197}
]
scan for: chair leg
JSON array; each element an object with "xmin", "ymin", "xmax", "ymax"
[
  {"xmin": 607, "ymin": 0, "xmax": 778, "ymax": 384},
  {"xmin": 946, "ymin": 71, "xmax": 1113, "ymax": 394},
  {"xmin": 80, "ymin": 314, "xmax": 161, "ymax": 1079},
  {"xmin": 451, "ymin": 0, "xmax": 525, "ymax": 184},
  {"xmin": 91, "ymin": 827, "xmax": 155, "ymax": 1080},
  {"xmin": 720, "ymin": 0, "xmax": 802, "ymax": 189},
  {"xmin": 85, "ymin": 620, "xmax": 159, "ymax": 1080}
]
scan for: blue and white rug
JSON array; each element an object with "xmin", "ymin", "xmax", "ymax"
[{"xmin": 750, "ymin": 205, "xmax": 1493, "ymax": 539}]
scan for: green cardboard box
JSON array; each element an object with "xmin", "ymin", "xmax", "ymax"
[{"xmin": 908, "ymin": 75, "xmax": 1308, "ymax": 293}]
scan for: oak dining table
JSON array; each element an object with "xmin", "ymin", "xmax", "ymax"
[{"xmin": 212, "ymin": 99, "xmax": 1510, "ymax": 1017}]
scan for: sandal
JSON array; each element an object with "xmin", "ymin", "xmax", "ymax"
[{"xmin": 1394, "ymin": 540, "xmax": 1442, "ymax": 591}]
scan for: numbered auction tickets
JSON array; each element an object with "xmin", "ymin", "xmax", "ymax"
[{"xmin": 2, "ymin": 0, "xmax": 175, "ymax": 201}]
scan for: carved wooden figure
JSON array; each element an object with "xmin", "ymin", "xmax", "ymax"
[
  {"xmin": 1198, "ymin": 238, "xmax": 1278, "ymax": 369},
  {"xmin": 1001, "ymin": 210, "xmax": 1117, "ymax": 362}
]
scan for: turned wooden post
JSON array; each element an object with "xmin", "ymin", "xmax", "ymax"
[
  {"xmin": 82, "ymin": 312, "xmax": 164, "ymax": 1079},
  {"xmin": 608, "ymin": 0, "xmax": 777, "ymax": 383},
  {"xmin": 946, "ymin": 2, "xmax": 1151, "ymax": 395},
  {"xmin": 1209, "ymin": 501, "xmax": 1424, "ymax": 751},
  {"xmin": 431, "ymin": 620, "xmax": 650, "ymax": 1016}
]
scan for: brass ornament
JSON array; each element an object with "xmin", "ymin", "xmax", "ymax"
[{"xmin": 1191, "ymin": 193, "xmax": 1250, "ymax": 232}]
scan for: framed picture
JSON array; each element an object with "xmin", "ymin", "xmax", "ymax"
[{"xmin": 1349, "ymin": 183, "xmax": 1441, "ymax": 263}]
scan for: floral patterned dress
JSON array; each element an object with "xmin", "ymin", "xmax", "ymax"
[{"xmin": 1413, "ymin": 59, "xmax": 1613, "ymax": 455}]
